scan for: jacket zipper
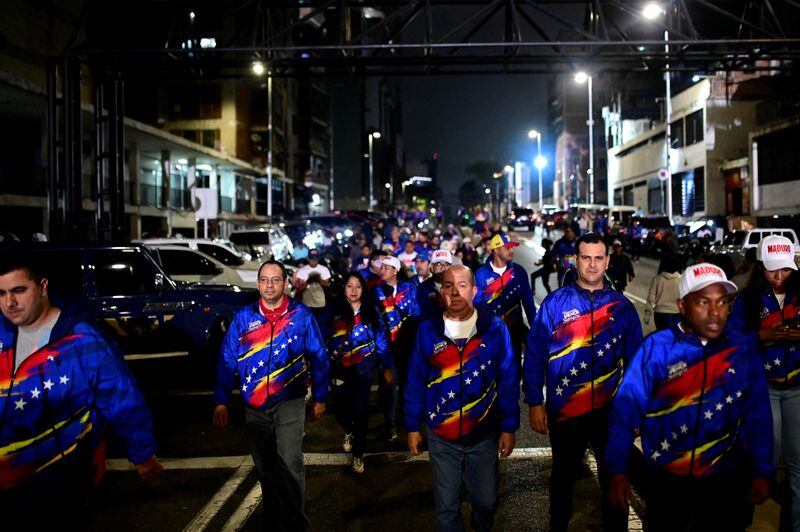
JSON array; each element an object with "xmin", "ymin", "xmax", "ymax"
[
  {"xmin": 689, "ymin": 347, "xmax": 709, "ymax": 476},
  {"xmin": 589, "ymin": 292, "xmax": 596, "ymax": 409}
]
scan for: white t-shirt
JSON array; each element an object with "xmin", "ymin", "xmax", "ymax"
[
  {"xmin": 775, "ymin": 292, "xmax": 786, "ymax": 309},
  {"xmin": 444, "ymin": 310, "xmax": 478, "ymax": 346},
  {"xmin": 490, "ymin": 263, "xmax": 507, "ymax": 276},
  {"xmin": 15, "ymin": 310, "xmax": 60, "ymax": 371},
  {"xmin": 296, "ymin": 264, "xmax": 331, "ymax": 309}
]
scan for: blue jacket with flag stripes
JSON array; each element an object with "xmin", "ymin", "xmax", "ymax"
[{"xmin": 606, "ymin": 324, "xmax": 774, "ymax": 479}]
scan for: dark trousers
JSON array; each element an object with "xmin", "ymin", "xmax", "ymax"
[
  {"xmin": 643, "ymin": 468, "xmax": 751, "ymax": 532},
  {"xmin": 549, "ymin": 410, "xmax": 627, "ymax": 532},
  {"xmin": 332, "ymin": 369, "xmax": 373, "ymax": 458},
  {"xmin": 245, "ymin": 398, "xmax": 310, "ymax": 532},
  {"xmin": 531, "ymin": 267, "xmax": 554, "ymax": 294}
]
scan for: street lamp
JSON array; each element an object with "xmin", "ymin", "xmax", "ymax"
[
  {"xmin": 368, "ymin": 130, "xmax": 381, "ymax": 209},
  {"xmin": 574, "ymin": 71, "xmax": 595, "ymax": 204},
  {"xmin": 528, "ymin": 129, "xmax": 546, "ymax": 211},
  {"xmin": 642, "ymin": 2, "xmax": 673, "ymax": 220}
]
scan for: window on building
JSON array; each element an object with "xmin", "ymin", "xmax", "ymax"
[
  {"xmin": 92, "ymin": 249, "xmax": 160, "ymax": 296},
  {"xmin": 756, "ymin": 125, "xmax": 800, "ymax": 186},
  {"xmin": 685, "ymin": 110, "xmax": 704, "ymax": 145},
  {"xmin": 201, "ymin": 129, "xmax": 219, "ymax": 149},
  {"xmin": 672, "ymin": 167, "xmax": 705, "ymax": 216},
  {"xmin": 614, "ymin": 188, "xmax": 622, "ymax": 205},
  {"xmin": 167, "ymin": 84, "xmax": 222, "ymax": 120},
  {"xmin": 670, "ymin": 119, "xmax": 684, "ymax": 149}
]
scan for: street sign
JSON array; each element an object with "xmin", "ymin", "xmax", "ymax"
[{"xmin": 657, "ymin": 168, "xmax": 670, "ymax": 181}]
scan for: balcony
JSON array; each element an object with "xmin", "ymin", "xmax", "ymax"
[
  {"xmin": 236, "ymin": 198, "xmax": 252, "ymax": 215},
  {"xmin": 139, "ymin": 183, "xmax": 163, "ymax": 207},
  {"xmin": 169, "ymin": 188, "xmax": 192, "ymax": 210}
]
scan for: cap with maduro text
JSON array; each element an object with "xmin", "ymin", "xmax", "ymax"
[{"xmin": 678, "ymin": 262, "xmax": 738, "ymax": 299}]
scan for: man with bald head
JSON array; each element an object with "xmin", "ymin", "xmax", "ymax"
[{"xmin": 405, "ymin": 265, "xmax": 520, "ymax": 531}]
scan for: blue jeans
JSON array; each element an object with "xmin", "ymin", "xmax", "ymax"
[
  {"xmin": 427, "ymin": 430, "xmax": 499, "ymax": 532},
  {"xmin": 245, "ymin": 397, "xmax": 310, "ymax": 532},
  {"xmin": 770, "ymin": 386, "xmax": 800, "ymax": 532}
]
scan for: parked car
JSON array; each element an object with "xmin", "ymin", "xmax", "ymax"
[
  {"xmin": 712, "ymin": 228, "xmax": 800, "ymax": 268},
  {"xmin": 229, "ymin": 225, "xmax": 293, "ymax": 262},
  {"xmin": 0, "ymin": 242, "xmax": 258, "ymax": 375},
  {"xmin": 144, "ymin": 245, "xmax": 246, "ymax": 287},
  {"xmin": 138, "ymin": 237, "xmax": 263, "ymax": 284},
  {"xmin": 303, "ymin": 215, "xmax": 359, "ymax": 245},
  {"xmin": 280, "ymin": 220, "xmax": 326, "ymax": 251},
  {"xmin": 507, "ymin": 208, "xmax": 535, "ymax": 231}
]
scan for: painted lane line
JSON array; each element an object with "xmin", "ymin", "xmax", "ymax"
[
  {"xmin": 221, "ymin": 483, "xmax": 262, "ymax": 532},
  {"xmin": 586, "ymin": 453, "xmax": 643, "ymax": 530},
  {"xmin": 106, "ymin": 455, "xmax": 252, "ymax": 471},
  {"xmin": 106, "ymin": 447, "xmax": 557, "ymax": 472},
  {"xmin": 182, "ymin": 462, "xmax": 254, "ymax": 532},
  {"xmin": 624, "ymin": 291, "xmax": 647, "ymax": 305}
]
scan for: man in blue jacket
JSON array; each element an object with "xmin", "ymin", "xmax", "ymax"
[
  {"xmin": 372, "ymin": 254, "xmax": 420, "ymax": 440},
  {"xmin": 214, "ymin": 260, "xmax": 329, "ymax": 532},
  {"xmin": 524, "ymin": 232, "xmax": 643, "ymax": 532},
  {"xmin": 406, "ymin": 265, "xmax": 519, "ymax": 532},
  {"xmin": 474, "ymin": 232, "xmax": 537, "ymax": 359},
  {"xmin": 607, "ymin": 263, "xmax": 774, "ymax": 531},
  {"xmin": 0, "ymin": 256, "xmax": 161, "ymax": 528},
  {"xmin": 417, "ymin": 249, "xmax": 453, "ymax": 322}
]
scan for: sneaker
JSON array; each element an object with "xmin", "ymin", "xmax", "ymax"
[
  {"xmin": 343, "ymin": 433, "xmax": 353, "ymax": 453},
  {"xmin": 352, "ymin": 457, "xmax": 364, "ymax": 474},
  {"xmin": 387, "ymin": 428, "xmax": 398, "ymax": 442}
]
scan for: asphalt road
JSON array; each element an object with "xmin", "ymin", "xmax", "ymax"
[{"xmin": 91, "ymin": 227, "xmax": 778, "ymax": 531}]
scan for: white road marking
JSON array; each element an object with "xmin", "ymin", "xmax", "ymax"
[
  {"xmin": 624, "ymin": 291, "xmax": 647, "ymax": 305},
  {"xmin": 585, "ymin": 453, "xmax": 643, "ymax": 530},
  {"xmin": 125, "ymin": 351, "xmax": 190, "ymax": 361},
  {"xmin": 182, "ymin": 462, "xmax": 254, "ymax": 532},
  {"xmin": 106, "ymin": 455, "xmax": 252, "ymax": 471},
  {"xmin": 221, "ymin": 483, "xmax": 262, "ymax": 532}
]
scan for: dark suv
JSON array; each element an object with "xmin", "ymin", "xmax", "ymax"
[{"xmin": 0, "ymin": 243, "xmax": 257, "ymax": 375}]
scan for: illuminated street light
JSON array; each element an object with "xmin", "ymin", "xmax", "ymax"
[
  {"xmin": 251, "ymin": 61, "xmax": 265, "ymax": 76},
  {"xmin": 484, "ymin": 187, "xmax": 491, "ymax": 195},
  {"xmin": 368, "ymin": 130, "xmax": 382, "ymax": 208},
  {"xmin": 642, "ymin": 2, "xmax": 665, "ymax": 20},
  {"xmin": 574, "ymin": 72, "xmax": 595, "ymax": 203},
  {"xmin": 529, "ymin": 129, "xmax": 545, "ymax": 210},
  {"xmin": 641, "ymin": 1, "xmax": 673, "ymax": 219}
]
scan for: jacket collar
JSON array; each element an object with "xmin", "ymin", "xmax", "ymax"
[{"xmin": 429, "ymin": 307, "xmax": 494, "ymax": 339}]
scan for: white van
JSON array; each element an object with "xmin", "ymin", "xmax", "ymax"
[{"xmin": 713, "ymin": 228, "xmax": 800, "ymax": 266}]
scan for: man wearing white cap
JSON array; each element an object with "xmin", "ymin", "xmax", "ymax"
[
  {"xmin": 371, "ymin": 254, "xmax": 420, "ymax": 441},
  {"xmin": 607, "ymin": 263, "xmax": 774, "ymax": 531},
  {"xmin": 417, "ymin": 249, "xmax": 453, "ymax": 322},
  {"xmin": 731, "ymin": 235, "xmax": 800, "ymax": 531}
]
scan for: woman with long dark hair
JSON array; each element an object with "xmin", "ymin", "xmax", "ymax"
[
  {"xmin": 324, "ymin": 272, "xmax": 393, "ymax": 474},
  {"xmin": 731, "ymin": 236, "xmax": 800, "ymax": 530}
]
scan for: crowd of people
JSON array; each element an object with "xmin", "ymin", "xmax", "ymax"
[{"xmin": 1, "ymin": 211, "xmax": 800, "ymax": 532}]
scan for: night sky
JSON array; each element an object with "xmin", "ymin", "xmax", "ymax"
[{"xmin": 401, "ymin": 74, "xmax": 554, "ymax": 198}]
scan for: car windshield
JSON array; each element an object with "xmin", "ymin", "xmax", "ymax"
[
  {"xmin": 722, "ymin": 232, "xmax": 747, "ymax": 245},
  {"xmin": 230, "ymin": 232, "xmax": 272, "ymax": 259}
]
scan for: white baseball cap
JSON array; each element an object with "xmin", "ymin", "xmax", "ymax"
[
  {"xmin": 430, "ymin": 249, "xmax": 453, "ymax": 264},
  {"xmin": 757, "ymin": 235, "xmax": 798, "ymax": 271},
  {"xmin": 679, "ymin": 263, "xmax": 738, "ymax": 299},
  {"xmin": 377, "ymin": 256, "xmax": 402, "ymax": 271}
]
